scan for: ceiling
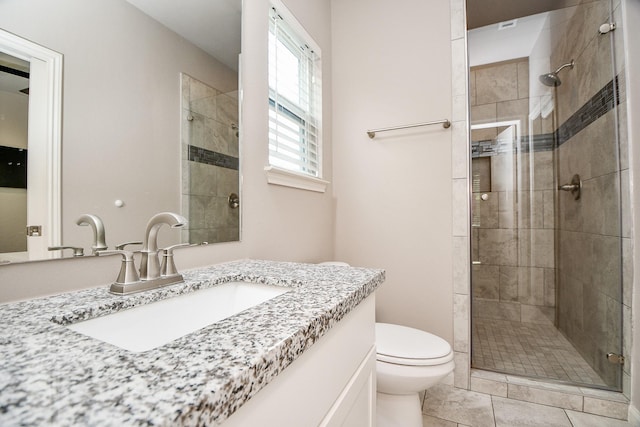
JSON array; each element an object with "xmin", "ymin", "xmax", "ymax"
[
  {"xmin": 0, "ymin": 53, "xmax": 29, "ymax": 94},
  {"xmin": 126, "ymin": 0, "xmax": 241, "ymax": 71},
  {"xmin": 467, "ymin": 0, "xmax": 581, "ymax": 29}
]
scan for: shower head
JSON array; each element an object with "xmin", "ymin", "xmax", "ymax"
[{"xmin": 539, "ymin": 59, "xmax": 575, "ymax": 87}]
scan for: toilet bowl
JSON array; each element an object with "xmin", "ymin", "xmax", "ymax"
[{"xmin": 376, "ymin": 322, "xmax": 455, "ymax": 427}]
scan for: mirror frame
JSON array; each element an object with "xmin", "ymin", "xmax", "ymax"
[{"xmin": 0, "ymin": 29, "xmax": 62, "ymax": 261}]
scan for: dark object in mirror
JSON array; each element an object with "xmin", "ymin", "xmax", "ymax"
[{"xmin": 0, "ymin": 146, "xmax": 27, "ymax": 189}]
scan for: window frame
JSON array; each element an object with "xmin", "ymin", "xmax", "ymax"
[{"xmin": 266, "ymin": 1, "xmax": 327, "ymax": 192}]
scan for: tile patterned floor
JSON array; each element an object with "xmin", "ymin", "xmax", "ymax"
[
  {"xmin": 472, "ymin": 318, "xmax": 607, "ymax": 386},
  {"xmin": 421, "ymin": 383, "xmax": 632, "ymax": 427}
]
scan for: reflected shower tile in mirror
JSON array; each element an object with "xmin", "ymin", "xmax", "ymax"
[
  {"xmin": 491, "ymin": 154, "xmax": 516, "ymax": 192},
  {"xmin": 182, "ymin": 73, "xmax": 240, "ymax": 245}
]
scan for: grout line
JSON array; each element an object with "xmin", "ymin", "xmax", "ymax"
[{"xmin": 490, "ymin": 394, "xmax": 498, "ymax": 426}]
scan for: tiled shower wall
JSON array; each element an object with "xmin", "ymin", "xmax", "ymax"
[
  {"xmin": 456, "ymin": 0, "xmax": 633, "ymax": 396},
  {"xmin": 458, "ymin": 0, "xmax": 634, "ymax": 397},
  {"xmin": 470, "ymin": 58, "xmax": 557, "ymax": 327},
  {"xmin": 181, "ymin": 74, "xmax": 240, "ymax": 244},
  {"xmin": 551, "ymin": 0, "xmax": 630, "ymax": 390}
]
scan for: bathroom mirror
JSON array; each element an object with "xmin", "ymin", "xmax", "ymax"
[{"xmin": 0, "ymin": 0, "xmax": 241, "ymax": 263}]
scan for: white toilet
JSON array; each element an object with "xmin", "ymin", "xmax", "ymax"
[{"xmin": 375, "ymin": 322, "xmax": 455, "ymax": 427}]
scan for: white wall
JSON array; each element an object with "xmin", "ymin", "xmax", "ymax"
[
  {"xmin": 0, "ymin": 0, "xmax": 334, "ymax": 301},
  {"xmin": 331, "ymin": 0, "xmax": 453, "ymax": 341},
  {"xmin": 240, "ymin": 0, "xmax": 334, "ymax": 263},
  {"xmin": 624, "ymin": 0, "xmax": 640, "ymax": 419}
]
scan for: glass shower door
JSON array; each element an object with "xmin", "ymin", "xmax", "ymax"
[{"xmin": 469, "ymin": 0, "xmax": 624, "ymax": 390}]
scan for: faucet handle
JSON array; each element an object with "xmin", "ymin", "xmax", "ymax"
[
  {"xmin": 115, "ymin": 241, "xmax": 143, "ymax": 251},
  {"xmin": 48, "ymin": 246, "xmax": 84, "ymax": 257},
  {"xmin": 160, "ymin": 243, "xmax": 190, "ymax": 277},
  {"xmin": 97, "ymin": 250, "xmax": 140, "ymax": 285}
]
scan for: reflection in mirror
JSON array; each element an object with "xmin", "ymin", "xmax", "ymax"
[
  {"xmin": 0, "ymin": 53, "xmax": 29, "ymax": 256},
  {"xmin": 0, "ymin": 0, "xmax": 241, "ymax": 264},
  {"xmin": 181, "ymin": 74, "xmax": 240, "ymax": 244}
]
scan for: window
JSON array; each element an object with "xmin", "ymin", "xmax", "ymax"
[{"xmin": 268, "ymin": 5, "xmax": 322, "ymax": 180}]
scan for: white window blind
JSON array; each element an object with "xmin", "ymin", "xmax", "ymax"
[{"xmin": 268, "ymin": 6, "xmax": 322, "ymax": 178}]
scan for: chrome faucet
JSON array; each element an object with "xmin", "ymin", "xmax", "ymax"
[
  {"xmin": 76, "ymin": 214, "xmax": 108, "ymax": 255},
  {"xmin": 139, "ymin": 212, "xmax": 187, "ymax": 281},
  {"xmin": 101, "ymin": 212, "xmax": 187, "ymax": 295}
]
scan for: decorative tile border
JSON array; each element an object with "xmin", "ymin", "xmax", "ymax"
[
  {"xmin": 471, "ymin": 133, "xmax": 555, "ymax": 157},
  {"xmin": 556, "ymin": 76, "xmax": 620, "ymax": 145},
  {"xmin": 470, "ymin": 75, "xmax": 620, "ymax": 159},
  {"xmin": 188, "ymin": 145, "xmax": 239, "ymax": 170}
]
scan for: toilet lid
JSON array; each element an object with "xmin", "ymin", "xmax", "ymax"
[{"xmin": 376, "ymin": 323, "xmax": 452, "ymax": 365}]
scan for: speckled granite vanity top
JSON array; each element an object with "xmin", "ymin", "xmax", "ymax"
[{"xmin": 0, "ymin": 259, "xmax": 384, "ymax": 426}]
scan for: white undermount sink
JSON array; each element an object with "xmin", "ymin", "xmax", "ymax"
[{"xmin": 66, "ymin": 281, "xmax": 290, "ymax": 352}]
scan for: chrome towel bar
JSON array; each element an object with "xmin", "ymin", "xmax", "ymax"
[{"xmin": 367, "ymin": 119, "xmax": 451, "ymax": 139}]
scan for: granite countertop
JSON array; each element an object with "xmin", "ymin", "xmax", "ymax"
[{"xmin": 0, "ymin": 259, "xmax": 385, "ymax": 426}]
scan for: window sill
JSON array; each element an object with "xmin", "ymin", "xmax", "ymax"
[{"xmin": 264, "ymin": 166, "xmax": 329, "ymax": 193}]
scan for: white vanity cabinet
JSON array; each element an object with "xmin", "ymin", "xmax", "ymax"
[{"xmin": 221, "ymin": 294, "xmax": 376, "ymax": 427}]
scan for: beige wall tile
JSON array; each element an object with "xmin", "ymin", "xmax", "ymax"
[
  {"xmin": 472, "ymin": 157, "xmax": 492, "ymax": 193},
  {"xmin": 471, "ymin": 103, "xmax": 498, "ymax": 124},
  {"xmin": 507, "ymin": 383, "xmax": 583, "ymax": 411},
  {"xmin": 497, "ymin": 98, "xmax": 530, "ymax": 136},
  {"xmin": 472, "ymin": 228, "xmax": 480, "ymax": 263},
  {"xmin": 491, "ymin": 154, "xmax": 516, "ymax": 192},
  {"xmin": 517, "ymin": 60, "xmax": 529, "ymax": 99},
  {"xmin": 452, "ymin": 38, "xmax": 467, "ymax": 97},
  {"xmin": 473, "ymin": 192, "xmax": 499, "ymax": 228},
  {"xmin": 588, "ymin": 111, "xmax": 619, "ymax": 179},
  {"xmin": 423, "ymin": 384, "xmax": 494, "ymax": 426},
  {"xmin": 492, "ymin": 396, "xmax": 572, "ymax": 426},
  {"xmin": 543, "ymin": 190, "xmax": 555, "ymax": 229},
  {"xmin": 566, "ymin": 410, "xmax": 630, "ymax": 427},
  {"xmin": 583, "ymin": 397, "xmax": 629, "ymax": 420},
  {"xmin": 475, "ymin": 62, "xmax": 519, "ymax": 104},
  {"xmin": 453, "ymin": 178, "xmax": 470, "ymax": 237},
  {"xmin": 499, "ymin": 266, "xmax": 519, "ymax": 302},
  {"xmin": 521, "ymin": 305, "xmax": 554, "ymax": 324},
  {"xmin": 471, "ymin": 376, "xmax": 508, "ymax": 397},
  {"xmin": 470, "ymin": 70, "xmax": 477, "ymax": 106},
  {"xmin": 621, "ymin": 169, "xmax": 631, "ymax": 238},
  {"xmin": 622, "ymin": 237, "xmax": 633, "ymax": 307},
  {"xmin": 518, "ymin": 229, "xmax": 554, "ymax": 268},
  {"xmin": 454, "ymin": 351, "xmax": 470, "ymax": 389},
  {"xmin": 518, "ymin": 191, "xmax": 545, "ymax": 229},
  {"xmin": 544, "ymin": 268, "xmax": 556, "ymax": 307},
  {"xmin": 452, "ymin": 122, "xmax": 469, "ymax": 179},
  {"xmin": 421, "ymin": 414, "xmax": 457, "ymax": 427},
  {"xmin": 453, "ymin": 236, "xmax": 470, "ymax": 295},
  {"xmin": 454, "ymin": 294, "xmax": 470, "ymax": 352},
  {"xmin": 517, "ymin": 267, "xmax": 545, "ymax": 305},
  {"xmin": 449, "ymin": 0, "xmax": 465, "ymax": 40},
  {"xmin": 473, "ymin": 264, "xmax": 499, "ymax": 300},
  {"xmin": 498, "ymin": 191, "xmax": 517, "ymax": 229},
  {"xmin": 479, "ymin": 229, "xmax": 518, "ymax": 266},
  {"xmin": 472, "ymin": 299, "xmax": 520, "ymax": 321}
]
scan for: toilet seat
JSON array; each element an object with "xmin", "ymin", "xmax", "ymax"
[{"xmin": 376, "ymin": 323, "xmax": 453, "ymax": 366}]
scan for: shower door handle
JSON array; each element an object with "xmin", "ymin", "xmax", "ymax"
[
  {"xmin": 558, "ymin": 174, "xmax": 581, "ymax": 200},
  {"xmin": 559, "ymin": 183, "xmax": 579, "ymax": 191}
]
